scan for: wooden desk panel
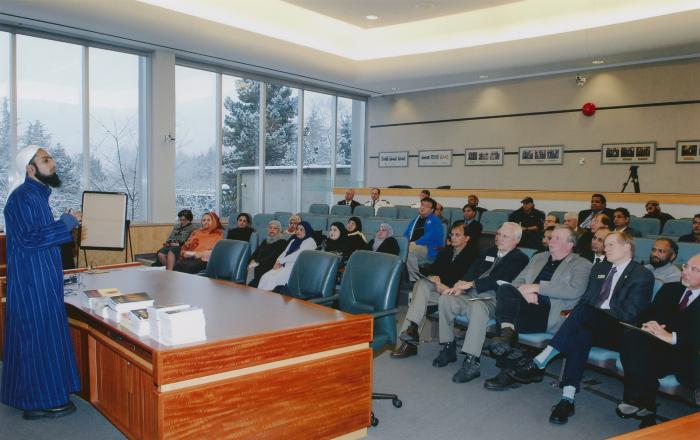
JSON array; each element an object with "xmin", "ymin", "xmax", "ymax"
[{"xmin": 609, "ymin": 412, "xmax": 700, "ymax": 439}]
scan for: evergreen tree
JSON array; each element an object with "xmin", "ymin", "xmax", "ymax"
[
  {"xmin": 337, "ymin": 112, "xmax": 352, "ymax": 165},
  {"xmin": 303, "ymin": 109, "xmax": 331, "ymax": 165},
  {"xmin": 0, "ymin": 98, "xmax": 10, "ymax": 206},
  {"xmin": 21, "ymin": 120, "xmax": 52, "ymax": 148}
]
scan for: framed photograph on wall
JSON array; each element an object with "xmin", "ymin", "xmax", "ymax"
[
  {"xmin": 601, "ymin": 142, "xmax": 656, "ymax": 164},
  {"xmin": 465, "ymin": 147, "xmax": 504, "ymax": 166},
  {"xmin": 518, "ymin": 145, "xmax": 563, "ymax": 165},
  {"xmin": 418, "ymin": 149, "xmax": 453, "ymax": 167},
  {"xmin": 378, "ymin": 151, "xmax": 409, "ymax": 168},
  {"xmin": 676, "ymin": 140, "xmax": 700, "ymax": 163}
]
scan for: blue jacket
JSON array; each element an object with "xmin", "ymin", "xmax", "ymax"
[{"xmin": 403, "ymin": 213, "xmax": 445, "ymax": 260}]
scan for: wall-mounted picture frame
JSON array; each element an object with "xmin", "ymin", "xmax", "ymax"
[
  {"xmin": 418, "ymin": 149, "xmax": 453, "ymax": 167},
  {"xmin": 518, "ymin": 145, "xmax": 563, "ymax": 165},
  {"xmin": 601, "ymin": 142, "xmax": 656, "ymax": 164},
  {"xmin": 465, "ymin": 147, "xmax": 504, "ymax": 166},
  {"xmin": 676, "ymin": 140, "xmax": 700, "ymax": 163},
  {"xmin": 378, "ymin": 151, "xmax": 409, "ymax": 168}
]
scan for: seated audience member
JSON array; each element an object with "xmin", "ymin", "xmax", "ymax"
[
  {"xmin": 403, "ymin": 197, "xmax": 445, "ymax": 282},
  {"xmin": 286, "ymin": 214, "xmax": 301, "ymax": 234},
  {"xmin": 484, "ymin": 226, "xmax": 593, "ymax": 390},
  {"xmin": 578, "ymin": 193, "xmax": 615, "ymax": 230},
  {"xmin": 226, "ymin": 213, "xmax": 254, "ymax": 242},
  {"xmin": 537, "ymin": 225, "xmax": 556, "ymax": 253},
  {"xmin": 591, "ymin": 228, "xmax": 612, "ymax": 265},
  {"xmin": 462, "ymin": 204, "xmax": 483, "ymax": 240},
  {"xmin": 391, "ymin": 221, "xmax": 479, "ymax": 359},
  {"xmin": 507, "ymin": 232, "xmax": 654, "ymax": 425},
  {"xmin": 258, "ymin": 221, "xmax": 316, "ymax": 291},
  {"xmin": 411, "ymin": 189, "xmax": 431, "ymax": 208},
  {"xmin": 644, "ymin": 238, "xmax": 681, "ymax": 284},
  {"xmin": 563, "ymin": 211, "xmax": 583, "ymax": 237},
  {"xmin": 643, "ymin": 200, "xmax": 675, "ymax": 229},
  {"xmin": 364, "ymin": 187, "xmax": 391, "ymax": 214},
  {"xmin": 616, "ymin": 255, "xmax": 700, "ymax": 427},
  {"xmin": 435, "ymin": 203, "xmax": 448, "ymax": 226},
  {"xmin": 679, "ymin": 214, "xmax": 700, "ymax": 243},
  {"xmin": 368, "ymin": 223, "xmax": 400, "ymax": 256},
  {"xmin": 337, "ymin": 188, "xmax": 360, "ymax": 211},
  {"xmin": 508, "ymin": 196, "xmax": 545, "ymax": 249},
  {"xmin": 321, "ymin": 222, "xmax": 348, "ymax": 254},
  {"xmin": 577, "ymin": 213, "xmax": 613, "ymax": 261},
  {"xmin": 468, "ymin": 194, "xmax": 487, "ymax": 219},
  {"xmin": 613, "ymin": 207, "xmax": 641, "ymax": 237},
  {"xmin": 344, "ymin": 217, "xmax": 370, "ymax": 262},
  {"xmin": 544, "ymin": 214, "xmax": 558, "ymax": 229},
  {"xmin": 172, "ymin": 212, "xmax": 224, "ymax": 273},
  {"xmin": 157, "ymin": 209, "xmax": 197, "ymax": 267},
  {"xmin": 430, "ymin": 223, "xmax": 529, "ymax": 383},
  {"xmin": 248, "ymin": 220, "xmax": 288, "ymax": 287}
]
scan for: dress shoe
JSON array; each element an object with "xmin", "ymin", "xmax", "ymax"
[
  {"xmin": 23, "ymin": 400, "xmax": 76, "ymax": 420},
  {"xmin": 549, "ymin": 399, "xmax": 575, "ymax": 424},
  {"xmin": 508, "ymin": 358, "xmax": 545, "ymax": 384},
  {"xmin": 615, "ymin": 402, "xmax": 641, "ymax": 419},
  {"xmin": 391, "ymin": 342, "xmax": 417, "ymax": 359},
  {"xmin": 432, "ymin": 341, "xmax": 457, "ymax": 367},
  {"xmin": 489, "ymin": 327, "xmax": 518, "ymax": 357},
  {"xmin": 452, "ymin": 354, "xmax": 480, "ymax": 383},
  {"xmin": 399, "ymin": 323, "xmax": 420, "ymax": 344},
  {"xmin": 484, "ymin": 370, "xmax": 520, "ymax": 391}
]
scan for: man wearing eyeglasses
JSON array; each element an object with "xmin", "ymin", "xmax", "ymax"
[{"xmin": 615, "ymin": 254, "xmax": 700, "ymax": 427}]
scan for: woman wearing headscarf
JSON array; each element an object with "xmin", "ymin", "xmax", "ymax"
[
  {"xmin": 368, "ymin": 223, "xmax": 400, "ymax": 256},
  {"xmin": 286, "ymin": 214, "xmax": 301, "ymax": 234},
  {"xmin": 172, "ymin": 212, "xmax": 224, "ymax": 273},
  {"xmin": 344, "ymin": 216, "xmax": 370, "ymax": 262},
  {"xmin": 258, "ymin": 221, "xmax": 316, "ymax": 291},
  {"xmin": 247, "ymin": 220, "xmax": 288, "ymax": 287},
  {"xmin": 226, "ymin": 212, "xmax": 254, "ymax": 242},
  {"xmin": 321, "ymin": 222, "xmax": 348, "ymax": 254}
]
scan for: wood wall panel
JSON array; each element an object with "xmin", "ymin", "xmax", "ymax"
[
  {"xmin": 161, "ymin": 349, "xmax": 372, "ymax": 439},
  {"xmin": 156, "ymin": 318, "xmax": 372, "ymax": 384},
  {"xmin": 78, "ymin": 224, "xmax": 172, "ymax": 268}
]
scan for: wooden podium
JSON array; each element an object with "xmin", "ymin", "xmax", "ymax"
[{"xmin": 6, "ymin": 265, "xmax": 373, "ymax": 439}]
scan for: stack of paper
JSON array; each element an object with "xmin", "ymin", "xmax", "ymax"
[
  {"xmin": 122, "ymin": 309, "xmax": 150, "ymax": 336},
  {"xmin": 81, "ymin": 288, "xmax": 121, "ymax": 311},
  {"xmin": 156, "ymin": 306, "xmax": 206, "ymax": 345},
  {"xmin": 108, "ymin": 292, "xmax": 155, "ymax": 313}
]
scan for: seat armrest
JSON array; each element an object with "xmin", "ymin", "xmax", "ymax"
[
  {"xmin": 372, "ymin": 308, "xmax": 398, "ymax": 319},
  {"xmin": 309, "ymin": 294, "xmax": 339, "ymax": 305}
]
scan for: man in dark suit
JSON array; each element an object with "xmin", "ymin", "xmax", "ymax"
[
  {"xmin": 616, "ymin": 254, "xmax": 700, "ymax": 428},
  {"xmin": 468, "ymin": 194, "xmax": 487, "ymax": 220},
  {"xmin": 578, "ymin": 193, "xmax": 615, "ymax": 230},
  {"xmin": 391, "ymin": 221, "xmax": 479, "ymax": 358},
  {"xmin": 432, "ymin": 222, "xmax": 529, "ymax": 383},
  {"xmin": 576, "ymin": 213, "xmax": 613, "ymax": 261},
  {"xmin": 679, "ymin": 213, "xmax": 700, "ymax": 243},
  {"xmin": 337, "ymin": 188, "xmax": 360, "ymax": 211},
  {"xmin": 508, "ymin": 231, "xmax": 654, "ymax": 425},
  {"xmin": 461, "ymin": 203, "xmax": 483, "ymax": 241},
  {"xmin": 613, "ymin": 207, "xmax": 642, "ymax": 237}
]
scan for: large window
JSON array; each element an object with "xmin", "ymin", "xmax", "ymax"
[
  {"xmin": 175, "ymin": 66, "xmax": 217, "ymax": 219},
  {"xmin": 222, "ymin": 75, "xmax": 260, "ymax": 219},
  {"xmin": 0, "ymin": 32, "xmax": 10, "ymax": 228},
  {"xmin": 301, "ymin": 91, "xmax": 334, "ymax": 211},
  {"xmin": 335, "ymin": 97, "xmax": 365, "ymax": 189}
]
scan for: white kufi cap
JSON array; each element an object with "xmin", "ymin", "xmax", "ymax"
[{"xmin": 8, "ymin": 144, "xmax": 42, "ymax": 195}]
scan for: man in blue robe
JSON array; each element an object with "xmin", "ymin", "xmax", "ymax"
[{"xmin": 1, "ymin": 145, "xmax": 82, "ymax": 420}]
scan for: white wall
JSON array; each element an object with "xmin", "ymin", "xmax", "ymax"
[{"xmin": 367, "ymin": 60, "xmax": 700, "ymax": 194}]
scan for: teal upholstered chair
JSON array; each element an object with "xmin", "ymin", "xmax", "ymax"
[
  {"xmin": 252, "ymin": 213, "xmax": 275, "ymax": 234},
  {"xmin": 630, "ymin": 217, "xmax": 661, "ymax": 237},
  {"xmin": 330, "ymin": 205, "xmax": 352, "ymax": 216},
  {"xmin": 282, "ymin": 250, "xmax": 341, "ymax": 302},
  {"xmin": 202, "ymin": 239, "xmax": 250, "ymax": 284},
  {"xmin": 338, "ymin": 250, "xmax": 404, "ymax": 426},
  {"xmin": 377, "ymin": 206, "xmax": 398, "ymax": 218},
  {"xmin": 353, "ymin": 205, "xmax": 376, "ymax": 218},
  {"xmin": 480, "ymin": 211, "xmax": 509, "ymax": 233},
  {"xmin": 661, "ymin": 219, "xmax": 692, "ymax": 237},
  {"xmin": 308, "ymin": 203, "xmax": 330, "ymax": 215},
  {"xmin": 397, "ymin": 206, "xmax": 419, "ymax": 219}
]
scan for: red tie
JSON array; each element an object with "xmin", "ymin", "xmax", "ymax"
[{"xmin": 679, "ymin": 290, "xmax": 693, "ymax": 311}]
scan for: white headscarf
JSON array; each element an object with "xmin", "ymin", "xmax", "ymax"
[{"xmin": 8, "ymin": 145, "xmax": 42, "ymax": 195}]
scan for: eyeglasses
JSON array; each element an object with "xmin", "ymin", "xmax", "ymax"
[{"xmin": 682, "ymin": 263, "xmax": 700, "ymax": 274}]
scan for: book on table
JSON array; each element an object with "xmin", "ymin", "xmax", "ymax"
[
  {"xmin": 122, "ymin": 308, "xmax": 150, "ymax": 336},
  {"xmin": 108, "ymin": 291, "xmax": 155, "ymax": 313},
  {"xmin": 155, "ymin": 306, "xmax": 206, "ymax": 345},
  {"xmin": 81, "ymin": 287, "xmax": 121, "ymax": 310}
]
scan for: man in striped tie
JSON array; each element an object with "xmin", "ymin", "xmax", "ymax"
[
  {"xmin": 615, "ymin": 253, "xmax": 700, "ymax": 428},
  {"xmin": 1, "ymin": 145, "xmax": 82, "ymax": 420}
]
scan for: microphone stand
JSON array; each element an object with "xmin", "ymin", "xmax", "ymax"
[{"xmin": 620, "ymin": 165, "xmax": 640, "ymax": 193}]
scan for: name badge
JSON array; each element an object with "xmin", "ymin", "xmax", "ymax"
[
  {"xmin": 597, "ymin": 274, "xmax": 606, "ymax": 279},
  {"xmin": 485, "ymin": 256, "xmax": 496, "ymax": 262}
]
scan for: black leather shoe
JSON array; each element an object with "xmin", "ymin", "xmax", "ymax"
[
  {"xmin": 452, "ymin": 354, "xmax": 480, "ymax": 383},
  {"xmin": 399, "ymin": 323, "xmax": 420, "ymax": 344},
  {"xmin": 391, "ymin": 341, "xmax": 417, "ymax": 359},
  {"xmin": 432, "ymin": 341, "xmax": 457, "ymax": 367},
  {"xmin": 484, "ymin": 370, "xmax": 520, "ymax": 391},
  {"xmin": 549, "ymin": 399, "xmax": 575, "ymax": 424},
  {"xmin": 23, "ymin": 400, "xmax": 76, "ymax": 420},
  {"xmin": 490, "ymin": 327, "xmax": 518, "ymax": 357},
  {"xmin": 508, "ymin": 359, "xmax": 545, "ymax": 384}
]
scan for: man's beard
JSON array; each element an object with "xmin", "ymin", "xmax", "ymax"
[
  {"xmin": 35, "ymin": 170, "xmax": 62, "ymax": 188},
  {"xmin": 648, "ymin": 256, "xmax": 669, "ymax": 268}
]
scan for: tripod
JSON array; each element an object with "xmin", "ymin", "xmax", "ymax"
[{"xmin": 621, "ymin": 165, "xmax": 640, "ymax": 193}]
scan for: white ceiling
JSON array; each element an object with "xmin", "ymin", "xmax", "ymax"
[{"xmin": 2, "ymin": 0, "xmax": 700, "ymax": 96}]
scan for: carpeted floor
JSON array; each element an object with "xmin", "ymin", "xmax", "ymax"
[{"xmin": 1, "ymin": 306, "xmax": 696, "ymax": 439}]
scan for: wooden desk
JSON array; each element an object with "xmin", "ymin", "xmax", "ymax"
[
  {"xmin": 609, "ymin": 412, "xmax": 700, "ymax": 439},
  {"xmin": 49, "ymin": 267, "xmax": 372, "ymax": 439}
]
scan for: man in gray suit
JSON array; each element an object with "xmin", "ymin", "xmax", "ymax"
[{"xmin": 489, "ymin": 225, "xmax": 593, "ymax": 358}]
